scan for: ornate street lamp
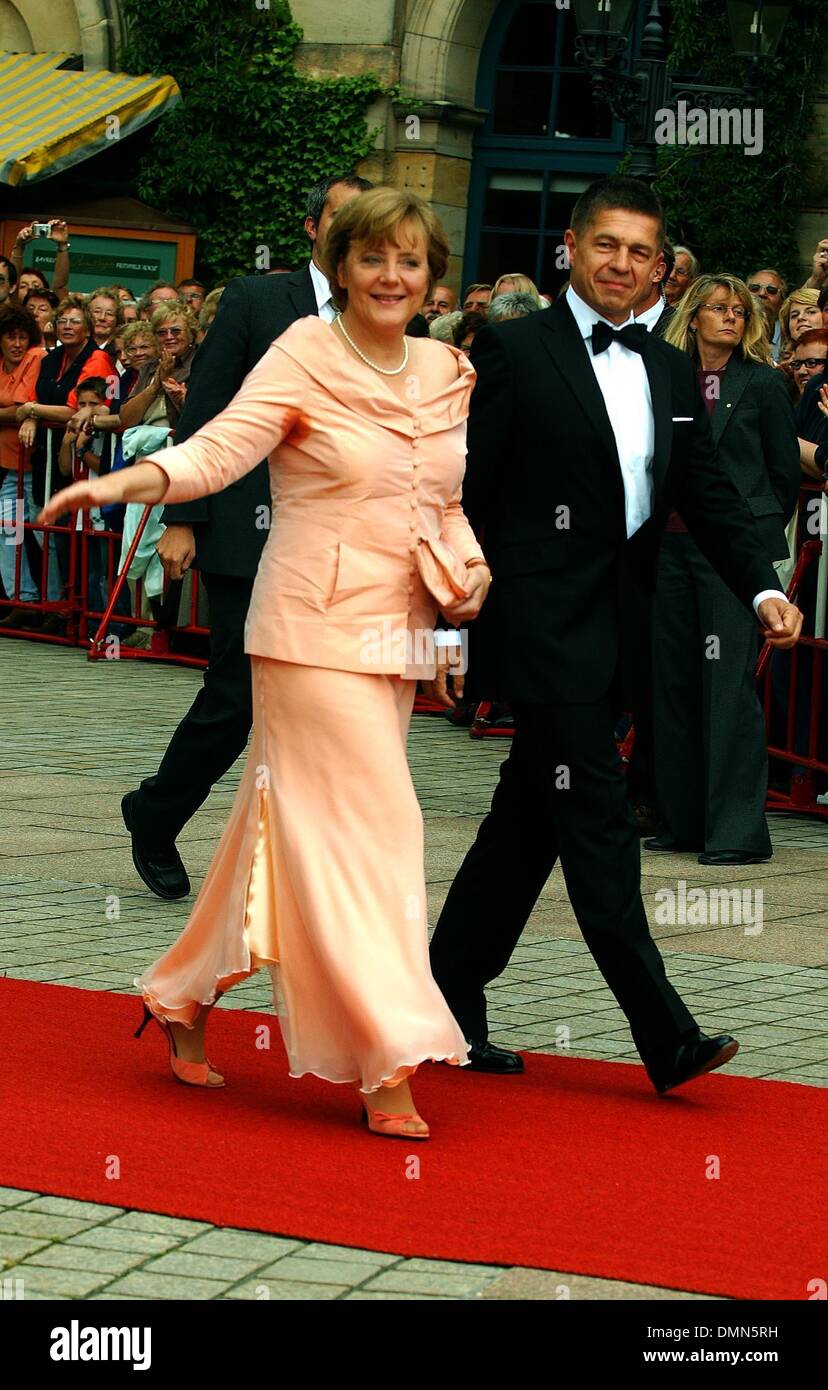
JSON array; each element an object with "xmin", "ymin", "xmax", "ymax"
[
  {"xmin": 726, "ymin": 1, "xmax": 794, "ymax": 59},
  {"xmin": 571, "ymin": 0, "xmax": 638, "ymax": 55},
  {"xmin": 573, "ymin": 0, "xmax": 794, "ymax": 179}
]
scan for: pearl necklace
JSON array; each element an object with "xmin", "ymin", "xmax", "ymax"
[{"xmin": 335, "ymin": 313, "xmax": 409, "ymax": 376}]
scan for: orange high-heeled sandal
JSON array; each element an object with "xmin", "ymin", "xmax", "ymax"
[
  {"xmin": 355, "ymin": 1085, "xmax": 429, "ymax": 1140},
  {"xmin": 134, "ymin": 1001, "xmax": 225, "ymax": 1088},
  {"xmin": 360, "ymin": 1107, "xmax": 430, "ymax": 1140}
]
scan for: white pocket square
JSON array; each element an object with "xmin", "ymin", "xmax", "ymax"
[{"xmin": 672, "ymin": 416, "xmax": 694, "ymax": 422}]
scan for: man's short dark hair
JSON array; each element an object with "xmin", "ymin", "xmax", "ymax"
[
  {"xmin": 0, "ymin": 256, "xmax": 17, "ymax": 288},
  {"xmin": 570, "ymin": 176, "xmax": 665, "ymax": 245},
  {"xmin": 177, "ymin": 278, "xmax": 206, "ymax": 292},
  {"xmin": 660, "ymin": 238, "xmax": 676, "ymax": 286},
  {"xmin": 75, "ymin": 377, "xmax": 108, "ymax": 399},
  {"xmin": 306, "ymin": 174, "xmax": 374, "ymax": 227}
]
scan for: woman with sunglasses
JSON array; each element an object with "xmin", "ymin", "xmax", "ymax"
[
  {"xmin": 646, "ymin": 274, "xmax": 801, "ymax": 866},
  {"xmin": 745, "ymin": 269, "xmax": 787, "ymax": 362}
]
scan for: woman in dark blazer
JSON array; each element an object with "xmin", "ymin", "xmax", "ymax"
[{"xmin": 648, "ymin": 274, "xmax": 800, "ymax": 865}]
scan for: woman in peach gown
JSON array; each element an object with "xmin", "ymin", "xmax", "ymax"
[{"xmin": 39, "ymin": 188, "xmax": 492, "ymax": 1140}]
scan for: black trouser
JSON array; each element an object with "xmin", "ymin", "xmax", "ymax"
[
  {"xmin": 429, "ymin": 695, "xmax": 698, "ymax": 1063},
  {"xmin": 652, "ymin": 532, "xmax": 770, "ymax": 855},
  {"xmin": 128, "ymin": 571, "xmax": 255, "ymax": 846}
]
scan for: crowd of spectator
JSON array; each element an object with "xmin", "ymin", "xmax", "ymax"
[{"xmin": 1, "ymin": 197, "xmax": 827, "ymax": 829}]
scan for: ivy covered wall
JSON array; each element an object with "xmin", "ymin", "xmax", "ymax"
[
  {"xmin": 652, "ymin": 0, "xmax": 828, "ymax": 283},
  {"xmin": 119, "ymin": 0, "xmax": 385, "ymax": 283}
]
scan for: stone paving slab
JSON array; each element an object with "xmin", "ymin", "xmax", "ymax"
[{"xmin": 1, "ymin": 640, "xmax": 826, "ymax": 1300}]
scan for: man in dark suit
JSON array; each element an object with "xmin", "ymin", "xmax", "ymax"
[
  {"xmin": 429, "ymin": 176, "xmax": 802, "ymax": 1093},
  {"xmin": 635, "ymin": 240, "xmax": 676, "ymax": 339},
  {"xmin": 121, "ymin": 173, "xmax": 372, "ymax": 898},
  {"xmin": 648, "ymin": 328, "xmax": 800, "ymax": 864}
]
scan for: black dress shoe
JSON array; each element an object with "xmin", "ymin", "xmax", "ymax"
[
  {"xmin": 643, "ymin": 834, "xmax": 680, "ymax": 852},
  {"xmin": 466, "ymin": 1039, "xmax": 525, "ymax": 1073},
  {"xmin": 698, "ymin": 851, "xmax": 772, "ymax": 866},
  {"xmin": 121, "ymin": 791, "xmax": 190, "ymax": 900},
  {"xmin": 445, "ymin": 699, "xmax": 477, "ymax": 728},
  {"xmin": 645, "ymin": 1032, "xmax": 739, "ymax": 1095},
  {"xmin": 644, "ymin": 834, "xmax": 703, "ymax": 853}
]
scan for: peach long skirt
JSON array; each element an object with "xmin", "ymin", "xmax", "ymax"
[{"xmin": 134, "ymin": 657, "xmax": 470, "ymax": 1093}]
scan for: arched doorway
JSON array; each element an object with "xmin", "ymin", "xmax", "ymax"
[
  {"xmin": 464, "ymin": 0, "xmax": 643, "ymax": 296},
  {"xmin": 0, "ymin": 0, "xmax": 126, "ymax": 69}
]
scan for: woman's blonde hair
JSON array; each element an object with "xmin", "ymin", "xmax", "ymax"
[
  {"xmin": 150, "ymin": 301, "xmax": 199, "ymax": 341},
  {"xmin": 199, "ymin": 286, "xmax": 225, "ymax": 332},
  {"xmin": 664, "ymin": 273, "xmax": 771, "ymax": 364},
  {"xmin": 319, "ymin": 186, "xmax": 450, "ymax": 313},
  {"xmin": 122, "ymin": 320, "xmax": 159, "ymax": 352},
  {"xmin": 55, "ymin": 294, "xmax": 94, "ymax": 336},
  {"xmin": 779, "ymin": 287, "xmax": 820, "ymax": 343},
  {"xmin": 491, "ymin": 273, "xmax": 542, "ymax": 307}
]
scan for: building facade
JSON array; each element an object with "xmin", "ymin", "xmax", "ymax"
[
  {"xmin": 3, "ymin": 0, "xmax": 827, "ymax": 293},
  {"xmin": 292, "ymin": 0, "xmax": 828, "ymax": 294}
]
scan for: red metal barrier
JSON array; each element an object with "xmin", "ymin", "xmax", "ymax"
[
  {"xmin": 757, "ymin": 483, "xmax": 828, "ymax": 819},
  {"xmin": 0, "ymin": 445, "xmax": 209, "ymax": 663}
]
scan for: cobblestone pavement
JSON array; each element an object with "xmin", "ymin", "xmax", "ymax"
[{"xmin": 1, "ymin": 639, "xmax": 826, "ymax": 1299}]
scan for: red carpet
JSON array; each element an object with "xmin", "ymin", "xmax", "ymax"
[{"xmin": 2, "ymin": 979, "xmax": 825, "ymax": 1300}]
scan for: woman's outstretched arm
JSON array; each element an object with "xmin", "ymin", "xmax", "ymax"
[{"xmin": 37, "ymin": 340, "xmax": 310, "ymax": 524}]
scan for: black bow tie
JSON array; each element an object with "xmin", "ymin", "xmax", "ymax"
[{"xmin": 591, "ymin": 321, "xmax": 649, "ymax": 356}]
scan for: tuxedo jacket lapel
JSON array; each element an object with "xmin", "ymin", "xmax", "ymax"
[
  {"xmin": 286, "ymin": 266, "xmax": 319, "ymax": 322},
  {"xmin": 540, "ymin": 298, "xmax": 621, "ymax": 472},
  {"xmin": 642, "ymin": 336, "xmax": 672, "ymax": 502}
]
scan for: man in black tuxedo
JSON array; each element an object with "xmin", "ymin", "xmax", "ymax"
[
  {"xmin": 121, "ymin": 173, "xmax": 372, "ymax": 898},
  {"xmin": 430, "ymin": 176, "xmax": 802, "ymax": 1094}
]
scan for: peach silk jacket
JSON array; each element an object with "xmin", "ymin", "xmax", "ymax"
[{"xmin": 147, "ymin": 315, "xmax": 486, "ymax": 677}]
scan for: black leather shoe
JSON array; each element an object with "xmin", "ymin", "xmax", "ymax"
[
  {"xmin": 466, "ymin": 1039, "xmax": 525, "ymax": 1073},
  {"xmin": 646, "ymin": 1032, "xmax": 739, "ymax": 1095},
  {"xmin": 445, "ymin": 699, "xmax": 477, "ymax": 728},
  {"xmin": 121, "ymin": 791, "xmax": 190, "ymax": 900},
  {"xmin": 643, "ymin": 834, "xmax": 701, "ymax": 852},
  {"xmin": 698, "ymin": 851, "xmax": 772, "ymax": 866}
]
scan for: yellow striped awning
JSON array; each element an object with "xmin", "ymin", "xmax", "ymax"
[{"xmin": 0, "ymin": 52, "xmax": 181, "ymax": 186}]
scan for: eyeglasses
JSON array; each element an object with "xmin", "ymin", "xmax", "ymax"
[
  {"xmin": 56, "ymin": 317, "xmax": 85, "ymax": 327},
  {"xmin": 748, "ymin": 284, "xmax": 781, "ymax": 296},
  {"xmin": 699, "ymin": 303, "xmax": 749, "ymax": 320},
  {"xmin": 156, "ymin": 327, "xmax": 184, "ymax": 338},
  {"xmin": 794, "ymin": 357, "xmax": 827, "ymax": 369},
  {"xmin": 671, "ymin": 267, "xmax": 691, "ymax": 279}
]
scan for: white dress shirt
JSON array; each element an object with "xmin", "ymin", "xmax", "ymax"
[
  {"xmin": 566, "ymin": 284, "xmax": 654, "ymax": 539},
  {"xmin": 565, "ymin": 285, "xmax": 787, "ymax": 617},
  {"xmin": 635, "ymin": 291, "xmax": 667, "ymax": 333},
  {"xmin": 308, "ymin": 258, "xmax": 337, "ymax": 322}
]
